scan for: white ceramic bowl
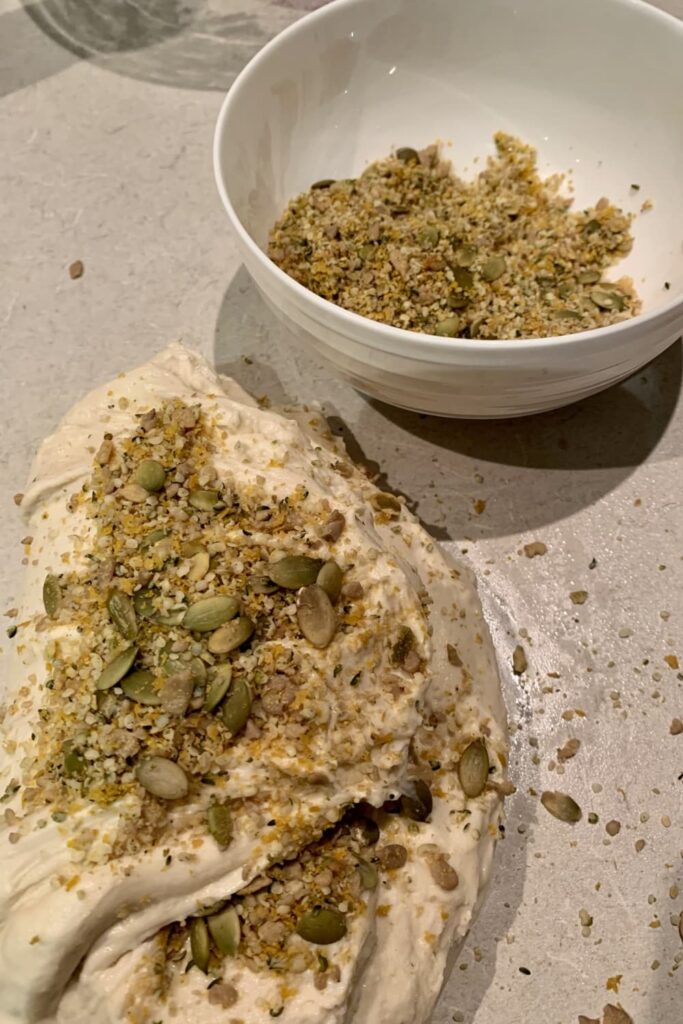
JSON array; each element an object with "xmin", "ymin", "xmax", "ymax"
[{"xmin": 214, "ymin": 0, "xmax": 683, "ymax": 418}]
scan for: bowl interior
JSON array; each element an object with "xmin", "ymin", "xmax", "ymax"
[{"xmin": 217, "ymin": 0, "xmax": 683, "ymax": 314}]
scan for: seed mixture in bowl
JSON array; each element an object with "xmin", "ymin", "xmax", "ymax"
[{"xmin": 268, "ymin": 133, "xmax": 640, "ymax": 340}]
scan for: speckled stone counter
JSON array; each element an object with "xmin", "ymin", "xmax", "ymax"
[{"xmin": 1, "ymin": 2, "xmax": 681, "ymax": 1022}]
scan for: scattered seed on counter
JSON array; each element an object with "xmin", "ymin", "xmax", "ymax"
[
  {"xmin": 570, "ymin": 590, "xmax": 589, "ymax": 605},
  {"xmin": 523, "ymin": 541, "xmax": 547, "ymax": 558},
  {"xmin": 557, "ymin": 738, "xmax": 581, "ymax": 762},
  {"xmin": 670, "ymin": 719, "xmax": 683, "ymax": 735},
  {"xmin": 605, "ymin": 820, "xmax": 621, "ymax": 837},
  {"xmin": 68, "ymin": 259, "xmax": 84, "ymax": 280}
]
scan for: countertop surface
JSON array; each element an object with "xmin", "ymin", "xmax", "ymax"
[{"xmin": 1, "ymin": 2, "xmax": 681, "ymax": 1023}]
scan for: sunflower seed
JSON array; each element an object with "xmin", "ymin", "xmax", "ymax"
[
  {"xmin": 187, "ymin": 550, "xmax": 210, "ymax": 582},
  {"xmin": 356, "ymin": 859, "xmax": 379, "ymax": 890},
  {"xmin": 481, "ymin": 256, "xmax": 506, "ymax": 282},
  {"xmin": 96, "ymin": 645, "xmax": 138, "ymax": 690},
  {"xmin": 207, "ymin": 904, "xmax": 241, "ymax": 955},
  {"xmin": 189, "ymin": 489, "xmax": 221, "ymax": 512},
  {"xmin": 297, "ymin": 585, "xmax": 336, "ymax": 648},
  {"xmin": 296, "ymin": 907, "xmax": 347, "ymax": 945},
  {"xmin": 121, "ymin": 670, "xmax": 161, "ymax": 705},
  {"xmin": 133, "ymin": 459, "xmax": 166, "ymax": 492},
  {"xmin": 208, "ymin": 615, "xmax": 255, "ymax": 655},
  {"xmin": 458, "ymin": 740, "xmax": 489, "ymax": 798},
  {"xmin": 207, "ymin": 802, "xmax": 233, "ymax": 847},
  {"xmin": 107, "ymin": 589, "xmax": 138, "ymax": 640},
  {"xmin": 118, "ymin": 483, "xmax": 149, "ymax": 503},
  {"xmin": 317, "ymin": 561, "xmax": 343, "ymax": 603},
  {"xmin": 221, "ymin": 678, "xmax": 252, "ymax": 735},
  {"xmin": 183, "ymin": 596, "xmax": 240, "ymax": 632},
  {"xmin": 203, "ymin": 663, "xmax": 233, "ymax": 712},
  {"xmin": 400, "ymin": 779, "xmax": 433, "ymax": 821},
  {"xmin": 190, "ymin": 918, "xmax": 210, "ymax": 974},
  {"xmin": 135, "ymin": 756, "xmax": 189, "ymax": 800},
  {"xmin": 43, "ymin": 575, "xmax": 61, "ymax": 618},
  {"xmin": 268, "ymin": 555, "xmax": 323, "ymax": 589},
  {"xmin": 541, "ymin": 790, "xmax": 582, "ymax": 823}
]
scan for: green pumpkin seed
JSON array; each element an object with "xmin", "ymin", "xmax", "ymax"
[
  {"xmin": 455, "ymin": 244, "xmax": 478, "ymax": 267},
  {"xmin": 541, "ymin": 790, "xmax": 582, "ymax": 823},
  {"xmin": 317, "ymin": 561, "xmax": 343, "ymax": 603},
  {"xmin": 208, "ymin": 616, "xmax": 255, "ymax": 655},
  {"xmin": 207, "ymin": 904, "xmax": 241, "ymax": 955},
  {"xmin": 400, "ymin": 779, "xmax": 433, "ymax": 821},
  {"xmin": 434, "ymin": 316, "xmax": 460, "ymax": 337},
  {"xmin": 133, "ymin": 589, "xmax": 156, "ymax": 619},
  {"xmin": 557, "ymin": 282, "xmax": 573, "ymax": 299},
  {"xmin": 356, "ymin": 859, "xmax": 379, "ymax": 890},
  {"xmin": 247, "ymin": 575, "xmax": 279, "ymax": 595},
  {"xmin": 43, "ymin": 574, "xmax": 62, "ymax": 618},
  {"xmin": 590, "ymin": 287, "xmax": 618, "ymax": 310},
  {"xmin": 135, "ymin": 756, "xmax": 189, "ymax": 800},
  {"xmin": 535, "ymin": 273, "xmax": 555, "ymax": 288},
  {"xmin": 140, "ymin": 528, "xmax": 169, "ymax": 550},
  {"xmin": 419, "ymin": 225, "xmax": 440, "ymax": 247},
  {"xmin": 578, "ymin": 270, "xmax": 601, "ymax": 285},
  {"xmin": 183, "ymin": 596, "xmax": 240, "ymax": 633},
  {"xmin": 481, "ymin": 256, "xmax": 506, "ymax": 282},
  {"xmin": 133, "ymin": 459, "xmax": 166, "ymax": 492},
  {"xmin": 396, "ymin": 147, "xmax": 419, "ymax": 163},
  {"xmin": 447, "ymin": 292, "xmax": 470, "ymax": 310},
  {"xmin": 190, "ymin": 918, "xmax": 210, "ymax": 974},
  {"xmin": 221, "ymin": 678, "xmax": 253, "ymax": 735},
  {"xmin": 190, "ymin": 657, "xmax": 207, "ymax": 685},
  {"xmin": 297, "ymin": 585, "xmax": 336, "ymax": 649},
  {"xmin": 296, "ymin": 907, "xmax": 347, "ymax": 945},
  {"xmin": 452, "ymin": 266, "xmax": 474, "ymax": 289},
  {"xmin": 194, "ymin": 900, "xmax": 228, "ymax": 918},
  {"xmin": 370, "ymin": 492, "xmax": 401, "ymax": 515},
  {"xmin": 207, "ymin": 802, "xmax": 233, "ymax": 847},
  {"xmin": 555, "ymin": 309, "xmax": 582, "ymax": 320},
  {"xmin": 96, "ymin": 645, "xmax": 138, "ymax": 690},
  {"xmin": 189, "ymin": 489, "xmax": 221, "ymax": 512},
  {"xmin": 107, "ymin": 589, "xmax": 138, "ymax": 640},
  {"xmin": 311, "ymin": 178, "xmax": 335, "ymax": 190},
  {"xmin": 358, "ymin": 243, "xmax": 376, "ymax": 261},
  {"xmin": 268, "ymin": 555, "xmax": 323, "ymax": 590},
  {"xmin": 203, "ymin": 663, "xmax": 233, "ymax": 712},
  {"xmin": 121, "ymin": 670, "xmax": 161, "ymax": 705},
  {"xmin": 154, "ymin": 605, "xmax": 187, "ymax": 627},
  {"xmin": 63, "ymin": 743, "xmax": 86, "ymax": 777},
  {"xmin": 458, "ymin": 739, "xmax": 489, "ymax": 798}
]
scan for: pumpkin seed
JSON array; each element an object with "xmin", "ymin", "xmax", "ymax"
[
  {"xmin": 590, "ymin": 287, "xmax": 618, "ymax": 310},
  {"xmin": 555, "ymin": 309, "xmax": 582, "ymax": 320},
  {"xmin": 317, "ymin": 561, "xmax": 343, "ymax": 603},
  {"xmin": 194, "ymin": 900, "xmax": 228, "ymax": 918},
  {"xmin": 311, "ymin": 178, "xmax": 335, "ymax": 190},
  {"xmin": 400, "ymin": 778, "xmax": 433, "ymax": 821},
  {"xmin": 535, "ymin": 273, "xmax": 555, "ymax": 288},
  {"xmin": 370, "ymin": 492, "xmax": 401, "ymax": 515},
  {"xmin": 207, "ymin": 904, "xmax": 241, "ymax": 955},
  {"xmin": 154, "ymin": 605, "xmax": 187, "ymax": 627},
  {"xmin": 183, "ymin": 595, "xmax": 240, "ymax": 632},
  {"xmin": 356, "ymin": 859, "xmax": 379, "ymax": 890},
  {"xmin": 358, "ymin": 243, "xmax": 376, "ymax": 261},
  {"xmin": 203, "ymin": 663, "xmax": 233, "ymax": 712},
  {"xmin": 96, "ymin": 645, "xmax": 138, "ymax": 690},
  {"xmin": 419, "ymin": 225, "xmax": 440, "ymax": 247},
  {"xmin": 121, "ymin": 670, "xmax": 161, "ymax": 705},
  {"xmin": 208, "ymin": 615, "xmax": 255, "ymax": 655},
  {"xmin": 119, "ymin": 483, "xmax": 149, "ymax": 503},
  {"xmin": 221, "ymin": 678, "xmax": 252, "ymax": 735},
  {"xmin": 268, "ymin": 555, "xmax": 323, "ymax": 590},
  {"xmin": 133, "ymin": 589, "xmax": 156, "ymax": 619},
  {"xmin": 396, "ymin": 147, "xmax": 419, "ymax": 163},
  {"xmin": 434, "ymin": 316, "xmax": 460, "ymax": 337},
  {"xmin": 584, "ymin": 218, "xmax": 600, "ymax": 234},
  {"xmin": 190, "ymin": 657, "xmax": 207, "ymax": 685},
  {"xmin": 297, "ymin": 585, "xmax": 336, "ymax": 649},
  {"xmin": 63, "ymin": 743, "xmax": 86, "ymax": 777},
  {"xmin": 207, "ymin": 802, "xmax": 233, "ymax": 847},
  {"xmin": 189, "ymin": 489, "xmax": 221, "ymax": 512},
  {"xmin": 187, "ymin": 550, "xmax": 210, "ymax": 582},
  {"xmin": 135, "ymin": 756, "xmax": 189, "ymax": 800},
  {"xmin": 557, "ymin": 282, "xmax": 573, "ymax": 299},
  {"xmin": 43, "ymin": 574, "xmax": 61, "ymax": 618},
  {"xmin": 541, "ymin": 790, "xmax": 582, "ymax": 823},
  {"xmin": 458, "ymin": 739, "xmax": 489, "ymax": 798},
  {"xmin": 140, "ymin": 528, "xmax": 169, "ymax": 550},
  {"xmin": 481, "ymin": 256, "xmax": 506, "ymax": 282},
  {"xmin": 296, "ymin": 907, "xmax": 347, "ymax": 945},
  {"xmin": 247, "ymin": 575, "xmax": 279, "ymax": 595},
  {"xmin": 107, "ymin": 589, "xmax": 138, "ymax": 640},
  {"xmin": 452, "ymin": 265, "xmax": 474, "ymax": 289},
  {"xmin": 447, "ymin": 291, "xmax": 470, "ymax": 310},
  {"xmin": 578, "ymin": 270, "xmax": 601, "ymax": 285},
  {"xmin": 455, "ymin": 244, "xmax": 478, "ymax": 267},
  {"xmin": 160, "ymin": 670, "xmax": 194, "ymax": 716},
  {"xmin": 190, "ymin": 918, "xmax": 210, "ymax": 974},
  {"xmin": 133, "ymin": 459, "xmax": 166, "ymax": 492}
]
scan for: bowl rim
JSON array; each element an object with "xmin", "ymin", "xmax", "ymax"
[{"xmin": 213, "ymin": 0, "xmax": 683, "ymax": 358}]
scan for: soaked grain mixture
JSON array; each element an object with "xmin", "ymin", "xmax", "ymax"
[{"xmin": 268, "ymin": 134, "xmax": 640, "ymax": 340}]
